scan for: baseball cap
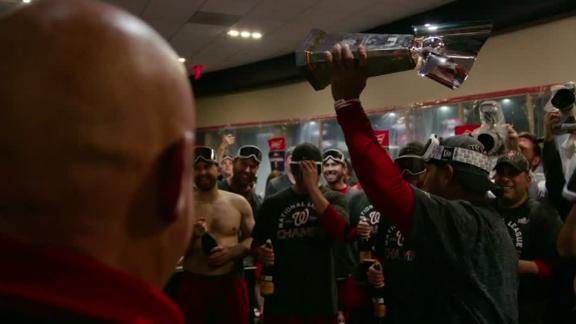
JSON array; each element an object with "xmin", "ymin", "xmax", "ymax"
[
  {"xmin": 494, "ymin": 150, "xmax": 530, "ymax": 173},
  {"xmin": 423, "ymin": 134, "xmax": 499, "ymax": 194},
  {"xmin": 291, "ymin": 143, "xmax": 322, "ymax": 162}
]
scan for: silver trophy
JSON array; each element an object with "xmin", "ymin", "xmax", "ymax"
[{"xmin": 295, "ymin": 21, "xmax": 492, "ymax": 90}]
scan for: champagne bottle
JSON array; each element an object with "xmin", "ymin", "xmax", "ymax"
[
  {"xmin": 201, "ymin": 233, "xmax": 218, "ymax": 255},
  {"xmin": 370, "ymin": 262, "xmax": 387, "ymax": 319},
  {"xmin": 260, "ymin": 240, "xmax": 275, "ymax": 296},
  {"xmin": 359, "ymin": 217, "xmax": 373, "ymax": 262}
]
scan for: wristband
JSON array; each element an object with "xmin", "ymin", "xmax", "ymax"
[{"xmin": 335, "ymin": 98, "xmax": 360, "ymax": 111}]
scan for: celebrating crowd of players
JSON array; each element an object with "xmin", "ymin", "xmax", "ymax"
[{"xmin": 171, "ymin": 47, "xmax": 576, "ymax": 324}]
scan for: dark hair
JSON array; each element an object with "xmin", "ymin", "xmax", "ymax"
[
  {"xmin": 399, "ymin": 141, "xmax": 425, "ymax": 156},
  {"xmin": 518, "ymin": 132, "xmax": 542, "ymax": 157}
]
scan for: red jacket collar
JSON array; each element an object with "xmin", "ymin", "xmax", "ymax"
[{"xmin": 0, "ymin": 235, "xmax": 183, "ymax": 323}]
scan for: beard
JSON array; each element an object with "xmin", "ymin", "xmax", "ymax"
[
  {"xmin": 233, "ymin": 171, "xmax": 256, "ymax": 187},
  {"xmin": 195, "ymin": 174, "xmax": 217, "ymax": 191},
  {"xmin": 323, "ymin": 171, "xmax": 342, "ymax": 185}
]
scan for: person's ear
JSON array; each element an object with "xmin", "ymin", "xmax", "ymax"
[
  {"xmin": 158, "ymin": 132, "xmax": 193, "ymax": 224},
  {"xmin": 443, "ymin": 164, "xmax": 455, "ymax": 186},
  {"xmin": 532, "ymin": 156, "xmax": 541, "ymax": 170},
  {"xmin": 525, "ymin": 171, "xmax": 532, "ymax": 186}
]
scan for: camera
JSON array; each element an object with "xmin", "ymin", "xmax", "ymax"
[
  {"xmin": 545, "ymin": 81, "xmax": 576, "ymax": 135},
  {"xmin": 473, "ymin": 100, "xmax": 507, "ymax": 156}
]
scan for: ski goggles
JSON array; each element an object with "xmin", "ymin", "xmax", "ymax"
[
  {"xmin": 322, "ymin": 149, "xmax": 346, "ymax": 163},
  {"xmin": 422, "ymin": 134, "xmax": 491, "ymax": 173},
  {"xmin": 194, "ymin": 146, "xmax": 216, "ymax": 164},
  {"xmin": 394, "ymin": 154, "xmax": 427, "ymax": 176},
  {"xmin": 236, "ymin": 145, "xmax": 262, "ymax": 163},
  {"xmin": 289, "ymin": 161, "xmax": 323, "ymax": 174}
]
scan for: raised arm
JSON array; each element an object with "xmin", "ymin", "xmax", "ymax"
[
  {"xmin": 558, "ymin": 204, "xmax": 576, "ymax": 258},
  {"xmin": 216, "ymin": 134, "xmax": 235, "ymax": 163},
  {"xmin": 326, "ymin": 44, "xmax": 414, "ymax": 234},
  {"xmin": 300, "ymin": 160, "xmax": 357, "ymax": 242},
  {"xmin": 543, "ymin": 109, "xmax": 572, "ymax": 219}
]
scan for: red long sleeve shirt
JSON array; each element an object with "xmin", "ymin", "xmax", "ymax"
[{"xmin": 336, "ymin": 100, "xmax": 415, "ymax": 234}]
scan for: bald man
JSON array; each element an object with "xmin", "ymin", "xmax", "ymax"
[
  {"xmin": 0, "ymin": 0, "xmax": 195, "ymax": 323},
  {"xmin": 175, "ymin": 146, "xmax": 254, "ymax": 324}
]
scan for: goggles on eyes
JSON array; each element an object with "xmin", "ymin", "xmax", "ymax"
[
  {"xmin": 394, "ymin": 155, "xmax": 427, "ymax": 176},
  {"xmin": 322, "ymin": 149, "xmax": 345, "ymax": 163},
  {"xmin": 194, "ymin": 146, "xmax": 216, "ymax": 164},
  {"xmin": 422, "ymin": 134, "xmax": 491, "ymax": 173},
  {"xmin": 236, "ymin": 145, "xmax": 262, "ymax": 163},
  {"xmin": 289, "ymin": 161, "xmax": 322, "ymax": 174}
]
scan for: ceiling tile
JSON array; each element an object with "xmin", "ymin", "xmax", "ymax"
[
  {"xmin": 106, "ymin": 0, "xmax": 455, "ymax": 72},
  {"xmin": 200, "ymin": 0, "xmax": 261, "ymax": 16}
]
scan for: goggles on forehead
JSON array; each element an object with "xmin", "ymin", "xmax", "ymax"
[
  {"xmin": 394, "ymin": 154, "xmax": 427, "ymax": 176},
  {"xmin": 194, "ymin": 146, "xmax": 216, "ymax": 164},
  {"xmin": 322, "ymin": 149, "xmax": 345, "ymax": 163},
  {"xmin": 422, "ymin": 134, "xmax": 491, "ymax": 173},
  {"xmin": 236, "ymin": 145, "xmax": 262, "ymax": 163}
]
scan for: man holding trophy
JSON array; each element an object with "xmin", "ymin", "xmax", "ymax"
[{"xmin": 320, "ymin": 37, "xmax": 518, "ymax": 323}]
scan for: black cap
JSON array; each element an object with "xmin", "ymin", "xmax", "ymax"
[
  {"xmin": 292, "ymin": 143, "xmax": 322, "ymax": 162},
  {"xmin": 439, "ymin": 135, "xmax": 499, "ymax": 194},
  {"xmin": 494, "ymin": 150, "xmax": 530, "ymax": 172}
]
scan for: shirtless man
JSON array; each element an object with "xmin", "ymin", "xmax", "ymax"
[{"xmin": 175, "ymin": 146, "xmax": 255, "ymax": 324}]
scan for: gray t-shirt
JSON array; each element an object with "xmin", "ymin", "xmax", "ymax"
[{"xmin": 404, "ymin": 189, "xmax": 518, "ymax": 324}]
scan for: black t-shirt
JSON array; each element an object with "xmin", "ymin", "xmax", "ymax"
[
  {"xmin": 349, "ymin": 190, "xmax": 418, "ymax": 323},
  {"xmin": 498, "ymin": 199, "xmax": 563, "ymax": 323},
  {"xmin": 264, "ymin": 174, "xmax": 292, "ymax": 198},
  {"xmin": 333, "ymin": 188, "xmax": 358, "ymax": 281},
  {"xmin": 499, "ymin": 199, "xmax": 562, "ymax": 264},
  {"xmin": 252, "ymin": 186, "xmax": 349, "ymax": 317},
  {"xmin": 404, "ymin": 189, "xmax": 518, "ymax": 324}
]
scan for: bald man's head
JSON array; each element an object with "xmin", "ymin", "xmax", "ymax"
[{"xmin": 0, "ymin": 0, "xmax": 195, "ymax": 287}]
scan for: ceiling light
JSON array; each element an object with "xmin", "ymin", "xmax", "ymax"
[
  {"xmin": 502, "ymin": 98, "xmax": 511, "ymax": 104},
  {"xmin": 227, "ymin": 30, "xmax": 239, "ymax": 37},
  {"xmin": 251, "ymin": 32, "xmax": 262, "ymax": 39},
  {"xmin": 240, "ymin": 31, "xmax": 251, "ymax": 38},
  {"xmin": 178, "ymin": 57, "xmax": 186, "ymax": 63},
  {"xmin": 22, "ymin": 0, "xmax": 31, "ymax": 3}
]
